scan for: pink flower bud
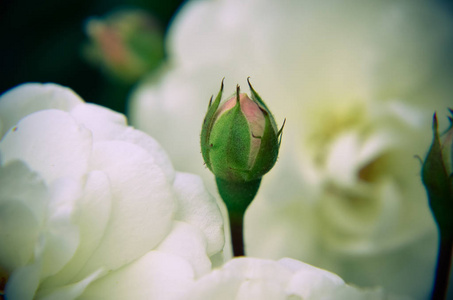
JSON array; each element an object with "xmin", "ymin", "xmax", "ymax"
[{"xmin": 201, "ymin": 79, "xmax": 284, "ymax": 182}]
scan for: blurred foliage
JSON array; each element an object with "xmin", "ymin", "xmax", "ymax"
[{"xmin": 0, "ymin": 0, "xmax": 185, "ymax": 114}]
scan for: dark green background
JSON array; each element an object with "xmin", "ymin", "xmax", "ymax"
[{"xmin": 0, "ymin": 0, "xmax": 185, "ymax": 113}]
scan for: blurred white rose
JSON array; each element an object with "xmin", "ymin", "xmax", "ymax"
[
  {"xmin": 0, "ymin": 83, "xmax": 224, "ymax": 300},
  {"xmin": 128, "ymin": 0, "xmax": 453, "ymax": 298},
  {"xmin": 185, "ymin": 256, "xmax": 409, "ymax": 300}
]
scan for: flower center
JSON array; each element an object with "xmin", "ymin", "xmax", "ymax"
[{"xmin": 358, "ymin": 154, "xmax": 389, "ymax": 183}]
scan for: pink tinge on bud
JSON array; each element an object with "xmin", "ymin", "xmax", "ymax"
[
  {"xmin": 215, "ymin": 93, "xmax": 266, "ymax": 168},
  {"xmin": 239, "ymin": 94, "xmax": 265, "ymax": 168},
  {"xmin": 239, "ymin": 94, "xmax": 265, "ymax": 136},
  {"xmin": 87, "ymin": 21, "xmax": 130, "ymax": 67}
]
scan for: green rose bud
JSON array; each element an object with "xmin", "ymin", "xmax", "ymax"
[
  {"xmin": 201, "ymin": 78, "xmax": 284, "ymax": 183},
  {"xmin": 201, "ymin": 78, "xmax": 284, "ymax": 256},
  {"xmin": 422, "ymin": 109, "xmax": 453, "ymax": 238}
]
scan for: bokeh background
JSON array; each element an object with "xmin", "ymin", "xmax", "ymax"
[
  {"xmin": 0, "ymin": 0, "xmax": 185, "ymax": 113},
  {"xmin": 1, "ymin": 0, "xmax": 453, "ymax": 113}
]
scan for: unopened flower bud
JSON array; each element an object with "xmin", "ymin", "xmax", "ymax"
[
  {"xmin": 201, "ymin": 78, "xmax": 284, "ymax": 183},
  {"xmin": 84, "ymin": 9, "xmax": 164, "ymax": 83},
  {"xmin": 201, "ymin": 79, "xmax": 284, "ymax": 256},
  {"xmin": 422, "ymin": 109, "xmax": 453, "ymax": 238}
]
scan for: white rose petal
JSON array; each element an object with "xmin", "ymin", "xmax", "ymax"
[
  {"xmin": 0, "ymin": 83, "xmax": 83, "ymax": 137},
  {"xmin": 39, "ymin": 177, "xmax": 81, "ymax": 280},
  {"xmin": 73, "ymin": 140, "xmax": 175, "ymax": 278},
  {"xmin": 173, "ymin": 172, "xmax": 224, "ymax": 256},
  {"xmin": 40, "ymin": 171, "xmax": 112, "ymax": 289},
  {"xmin": 0, "ymin": 161, "xmax": 47, "ymax": 272},
  {"xmin": 0, "ymin": 110, "xmax": 92, "ymax": 185},
  {"xmin": 70, "ymin": 103, "xmax": 127, "ymax": 142},
  {"xmin": 37, "ymin": 269, "xmax": 105, "ymax": 300},
  {"xmin": 115, "ymin": 127, "xmax": 176, "ymax": 183},
  {"xmin": 80, "ymin": 251, "xmax": 195, "ymax": 300},
  {"xmin": 4, "ymin": 250, "xmax": 43, "ymax": 300},
  {"xmin": 186, "ymin": 257, "xmax": 399, "ymax": 300},
  {"xmin": 156, "ymin": 221, "xmax": 211, "ymax": 277}
]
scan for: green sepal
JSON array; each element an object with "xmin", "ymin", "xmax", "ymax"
[
  {"xmin": 247, "ymin": 77, "xmax": 278, "ymax": 132},
  {"xmin": 422, "ymin": 113, "xmax": 453, "ymax": 239},
  {"xmin": 248, "ymin": 110, "xmax": 280, "ymax": 180},
  {"xmin": 201, "ymin": 79, "xmax": 224, "ymax": 170},
  {"xmin": 209, "ymin": 86, "xmax": 252, "ymax": 181}
]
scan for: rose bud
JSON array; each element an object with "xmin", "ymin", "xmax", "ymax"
[
  {"xmin": 84, "ymin": 8, "xmax": 164, "ymax": 83},
  {"xmin": 201, "ymin": 78, "xmax": 284, "ymax": 183},
  {"xmin": 422, "ymin": 109, "xmax": 453, "ymax": 237},
  {"xmin": 201, "ymin": 78, "xmax": 285, "ymax": 256}
]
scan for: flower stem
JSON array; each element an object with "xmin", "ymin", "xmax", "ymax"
[
  {"xmin": 229, "ymin": 212, "xmax": 245, "ymax": 257},
  {"xmin": 215, "ymin": 177, "xmax": 261, "ymax": 257},
  {"xmin": 431, "ymin": 234, "xmax": 453, "ymax": 300}
]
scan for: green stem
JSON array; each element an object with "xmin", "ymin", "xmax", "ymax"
[
  {"xmin": 229, "ymin": 213, "xmax": 245, "ymax": 257},
  {"xmin": 431, "ymin": 233, "xmax": 453, "ymax": 300},
  {"xmin": 215, "ymin": 177, "xmax": 261, "ymax": 257}
]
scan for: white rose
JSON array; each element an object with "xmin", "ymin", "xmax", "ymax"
[
  {"xmin": 0, "ymin": 83, "xmax": 224, "ymax": 300},
  {"xmin": 128, "ymin": 0, "xmax": 453, "ymax": 298},
  {"xmin": 185, "ymin": 257, "xmax": 409, "ymax": 300}
]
